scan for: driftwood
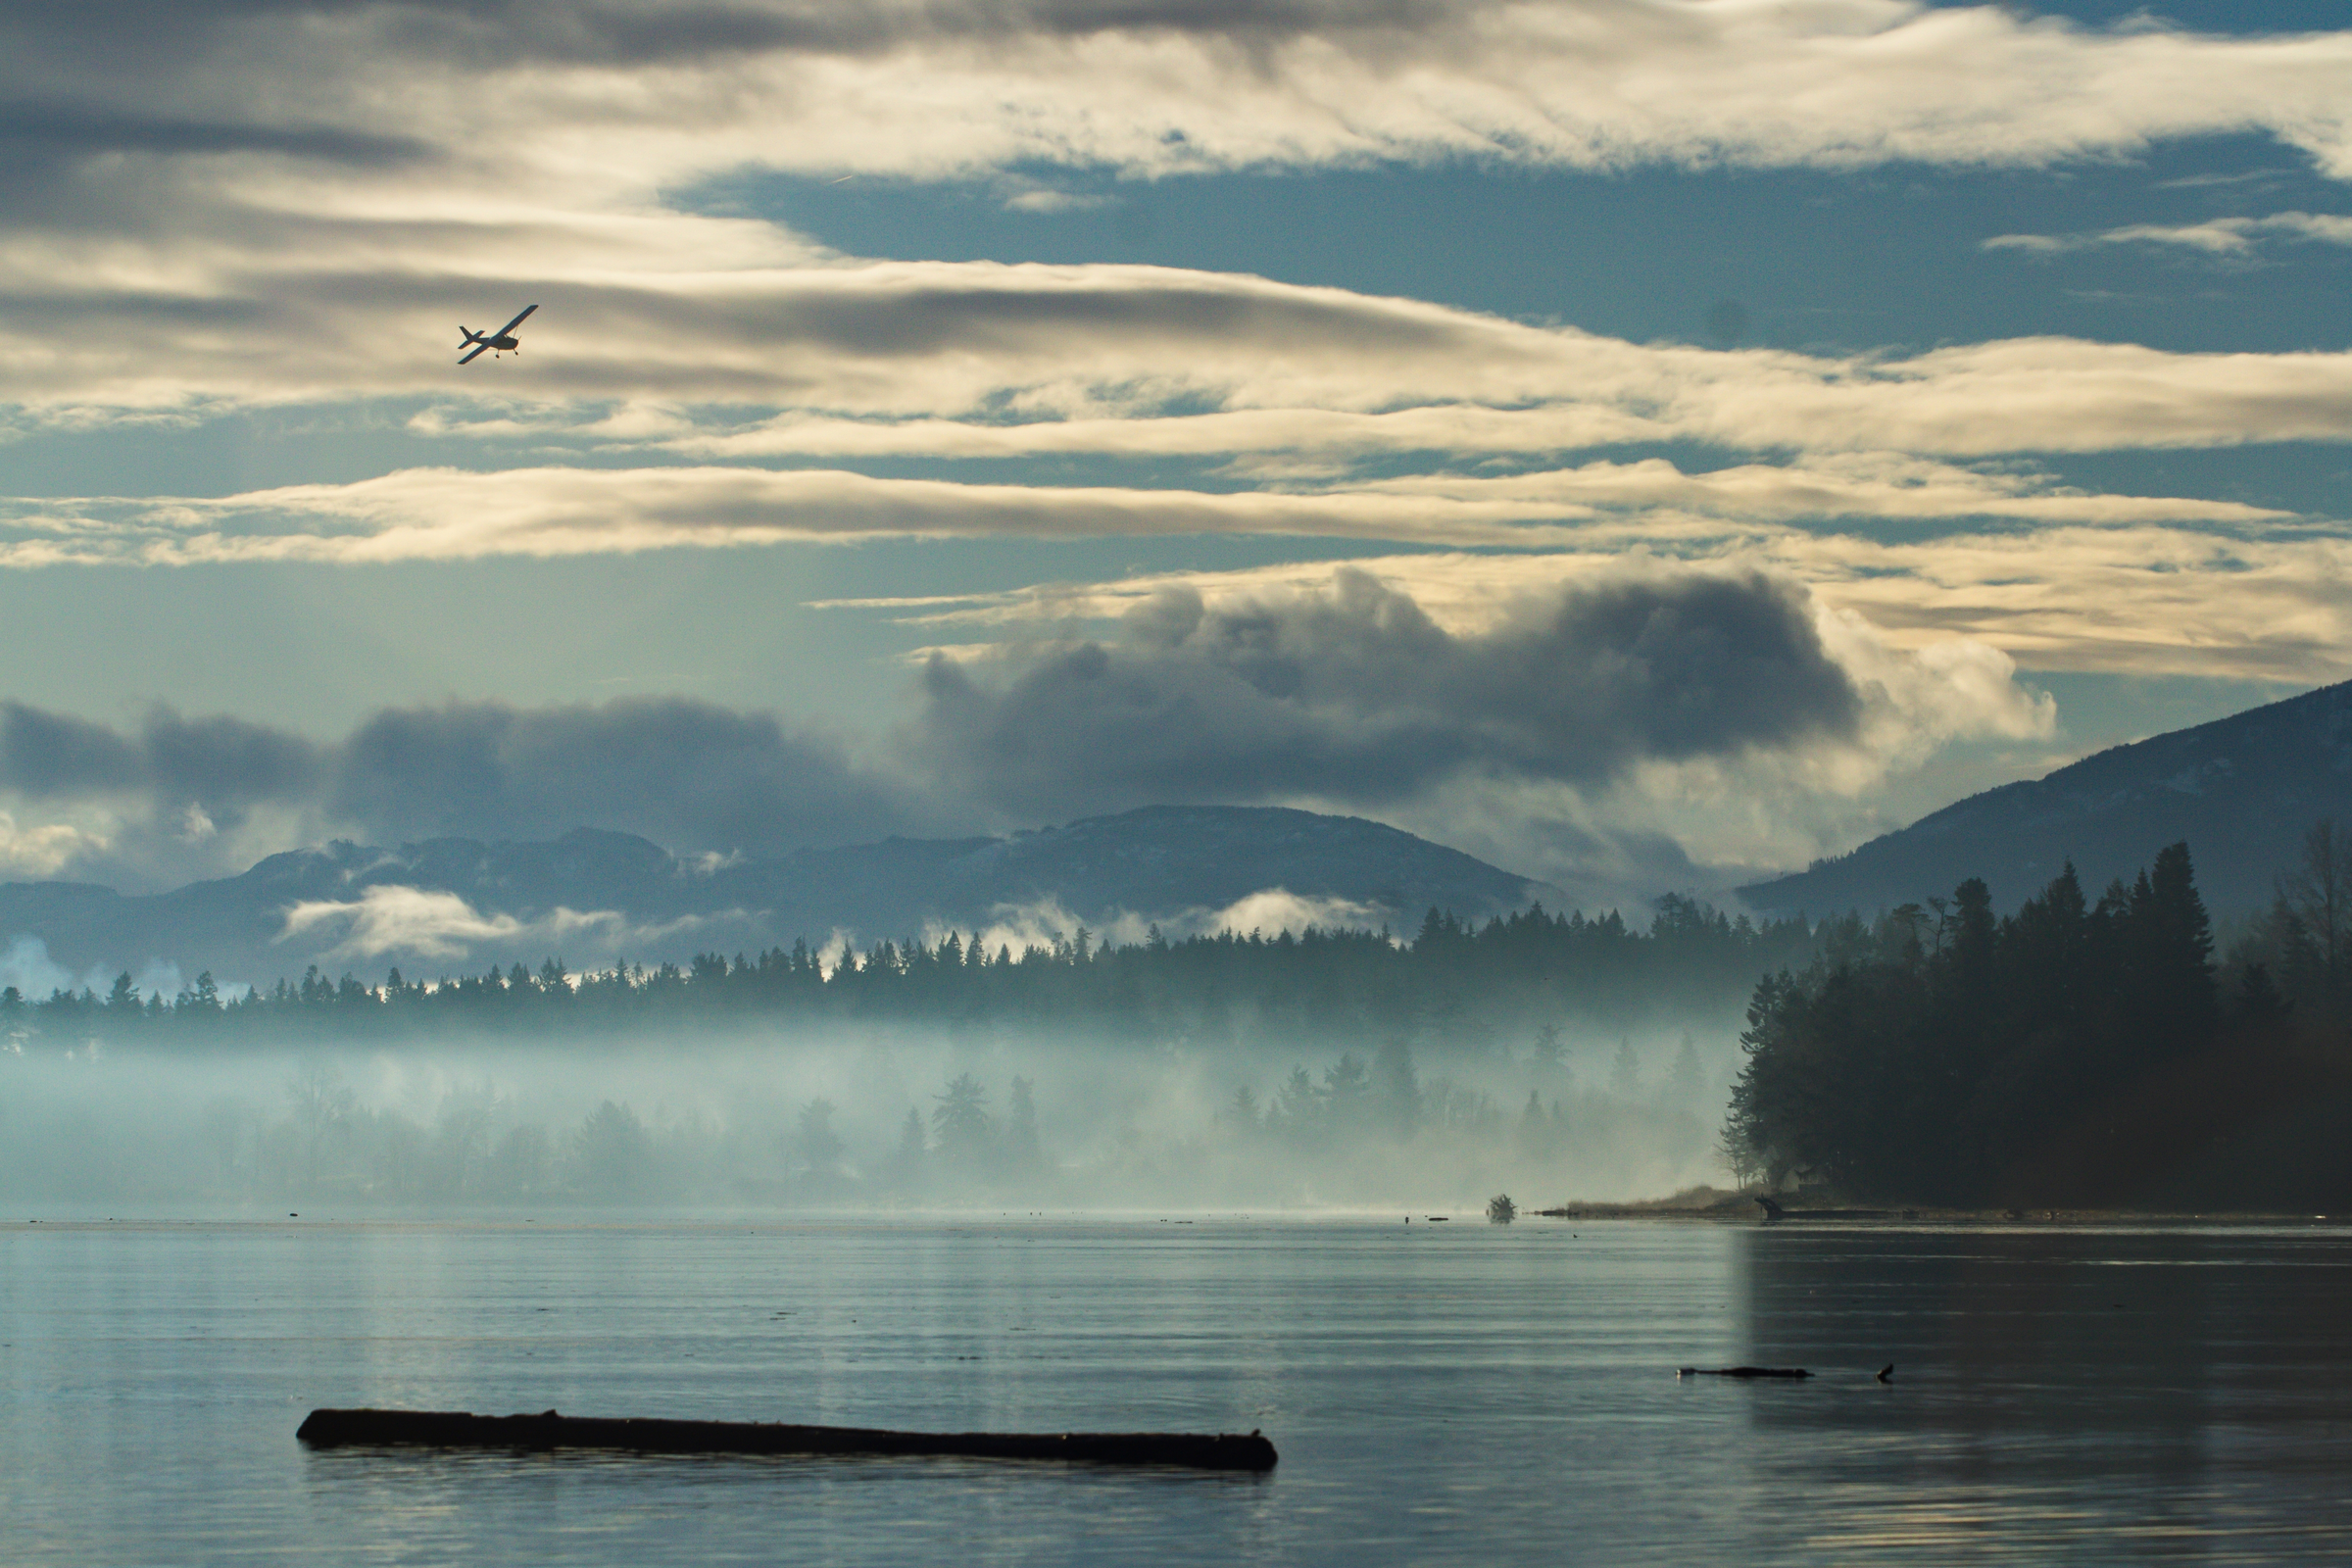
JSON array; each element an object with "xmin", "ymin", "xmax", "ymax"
[
  {"xmin": 296, "ymin": 1408, "xmax": 1278, "ymax": 1471},
  {"xmin": 1676, "ymin": 1366, "xmax": 1812, "ymax": 1380}
]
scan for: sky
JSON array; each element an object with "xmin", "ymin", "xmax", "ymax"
[{"xmin": 0, "ymin": 0, "xmax": 2347, "ymax": 904}]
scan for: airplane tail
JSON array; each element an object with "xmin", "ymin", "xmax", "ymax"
[{"xmin": 459, "ymin": 325, "xmax": 475, "ymax": 344}]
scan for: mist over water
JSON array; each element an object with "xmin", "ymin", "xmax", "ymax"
[{"xmin": 0, "ymin": 1019, "xmax": 1739, "ymax": 1213}]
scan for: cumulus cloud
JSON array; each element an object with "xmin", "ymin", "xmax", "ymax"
[
  {"xmin": 890, "ymin": 564, "xmax": 2064, "ymax": 888},
  {"xmin": 914, "ymin": 565, "xmax": 1880, "ymax": 818}
]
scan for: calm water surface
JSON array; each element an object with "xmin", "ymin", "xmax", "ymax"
[{"xmin": 4, "ymin": 1215, "xmax": 2351, "ymax": 1563}]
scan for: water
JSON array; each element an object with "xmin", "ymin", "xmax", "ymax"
[{"xmin": 5, "ymin": 1215, "xmax": 2352, "ymax": 1564}]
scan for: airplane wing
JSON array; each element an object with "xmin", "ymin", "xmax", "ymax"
[
  {"xmin": 458, "ymin": 340, "xmax": 490, "ymax": 365},
  {"xmin": 492, "ymin": 303, "xmax": 539, "ymax": 339}
]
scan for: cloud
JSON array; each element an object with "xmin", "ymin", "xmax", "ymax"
[
  {"xmin": 961, "ymin": 895, "xmax": 1095, "ymax": 958},
  {"xmin": 0, "ymin": 694, "xmax": 928, "ymax": 889},
  {"xmin": 0, "ymin": 810, "xmax": 107, "ymax": 879},
  {"xmin": 1198, "ymin": 887, "xmax": 1391, "ymax": 939},
  {"xmin": 278, "ymin": 884, "xmax": 633, "ymax": 962},
  {"xmin": 325, "ymin": 696, "xmax": 923, "ymax": 853},
  {"xmin": 1985, "ymin": 210, "xmax": 2352, "ymax": 257},
  {"xmin": 17, "ymin": 1, "xmax": 2352, "ymax": 187},
  {"xmin": 855, "ymin": 524, "xmax": 2352, "ymax": 688},
  {"xmin": 0, "ymin": 934, "xmax": 74, "ymax": 1000},
  {"xmin": 10, "ymin": 260, "xmax": 2352, "ymax": 458},
  {"xmin": 1001, "ymin": 187, "xmax": 1114, "ymax": 214},
  {"xmin": 0, "ymin": 449, "xmax": 2296, "ymax": 578},
  {"xmin": 0, "ymin": 103, "xmax": 428, "ymax": 168},
  {"xmin": 891, "ymin": 564, "xmax": 2064, "ymax": 889},
  {"xmin": 0, "ymin": 564, "xmax": 2061, "ymax": 894},
  {"xmin": 911, "ymin": 565, "xmax": 1881, "ymax": 818},
  {"xmin": 0, "ymin": 1, "xmax": 2350, "ymax": 467},
  {"xmin": 0, "ymin": 702, "xmax": 320, "ymax": 831},
  {"xmin": 957, "ymin": 885, "xmax": 1397, "ymax": 955}
]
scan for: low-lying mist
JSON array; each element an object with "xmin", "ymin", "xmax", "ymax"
[{"xmin": 0, "ymin": 1021, "xmax": 1739, "ymax": 1212}]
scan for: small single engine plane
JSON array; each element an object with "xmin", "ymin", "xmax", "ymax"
[{"xmin": 459, "ymin": 304, "xmax": 538, "ymax": 364}]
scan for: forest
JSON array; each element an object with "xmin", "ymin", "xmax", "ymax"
[
  {"xmin": 13, "ymin": 825, "xmax": 2350, "ymax": 1210},
  {"xmin": 1724, "ymin": 822, "xmax": 2352, "ymax": 1208},
  {"xmin": 0, "ymin": 898, "xmax": 1771, "ymax": 1207},
  {"xmin": 5, "ymin": 895, "xmax": 1820, "ymax": 1053}
]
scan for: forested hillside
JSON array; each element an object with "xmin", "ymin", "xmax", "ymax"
[{"xmin": 1727, "ymin": 824, "xmax": 2352, "ymax": 1207}]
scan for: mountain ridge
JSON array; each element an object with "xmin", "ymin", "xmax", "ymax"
[
  {"xmin": 1740, "ymin": 678, "xmax": 2352, "ymax": 916},
  {"xmin": 0, "ymin": 805, "xmax": 1554, "ymax": 987}
]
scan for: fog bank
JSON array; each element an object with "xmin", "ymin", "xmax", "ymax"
[{"xmin": 0, "ymin": 1018, "xmax": 1738, "ymax": 1212}]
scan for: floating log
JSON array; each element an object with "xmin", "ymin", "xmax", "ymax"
[
  {"xmin": 296, "ymin": 1408, "xmax": 1277, "ymax": 1471},
  {"xmin": 1677, "ymin": 1366, "xmax": 1811, "ymax": 1380}
]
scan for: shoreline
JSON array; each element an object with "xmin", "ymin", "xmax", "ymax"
[{"xmin": 1537, "ymin": 1187, "xmax": 2348, "ymax": 1226}]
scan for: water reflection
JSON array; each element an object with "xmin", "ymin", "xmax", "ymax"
[
  {"xmin": 1730, "ymin": 1227, "xmax": 2352, "ymax": 1557},
  {"xmin": 13, "ymin": 1218, "xmax": 2352, "ymax": 1564}
]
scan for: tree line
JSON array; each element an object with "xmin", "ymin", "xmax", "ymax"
[
  {"xmin": 9, "ymin": 896, "xmax": 1819, "ymax": 1051},
  {"xmin": 1724, "ymin": 822, "xmax": 2352, "ymax": 1207}
]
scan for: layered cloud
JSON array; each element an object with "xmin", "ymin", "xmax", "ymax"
[
  {"xmin": 1, "ymin": 2, "xmax": 2351, "ymax": 446},
  {"xmin": 12, "ymin": 258, "xmax": 2352, "ymax": 458},
  {"xmin": 13, "ymin": 1, "xmax": 2352, "ymax": 193},
  {"xmin": 1, "ymin": 458, "xmax": 2329, "ymax": 685},
  {"xmin": 0, "ymin": 450, "xmax": 2289, "ymax": 569},
  {"xmin": 1986, "ymin": 210, "xmax": 2352, "ymax": 257},
  {"xmin": 846, "ymin": 519, "xmax": 2352, "ymax": 686},
  {"xmin": 0, "ymin": 1, "xmax": 2341, "ymax": 906}
]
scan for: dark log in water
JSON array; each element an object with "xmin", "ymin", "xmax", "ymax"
[
  {"xmin": 296, "ymin": 1408, "xmax": 1278, "ymax": 1471},
  {"xmin": 1677, "ymin": 1366, "xmax": 1812, "ymax": 1380}
]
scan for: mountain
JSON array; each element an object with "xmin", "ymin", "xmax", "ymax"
[
  {"xmin": 1741, "ymin": 679, "xmax": 2352, "ymax": 917},
  {"xmin": 0, "ymin": 805, "xmax": 1552, "ymax": 988}
]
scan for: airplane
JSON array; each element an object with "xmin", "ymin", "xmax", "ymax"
[{"xmin": 459, "ymin": 304, "xmax": 537, "ymax": 364}]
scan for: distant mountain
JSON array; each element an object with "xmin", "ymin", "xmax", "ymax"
[
  {"xmin": 1741, "ymin": 679, "xmax": 2352, "ymax": 917},
  {"xmin": 0, "ymin": 805, "xmax": 1552, "ymax": 988}
]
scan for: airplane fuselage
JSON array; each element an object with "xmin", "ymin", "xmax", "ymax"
[{"xmin": 459, "ymin": 303, "xmax": 538, "ymax": 364}]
